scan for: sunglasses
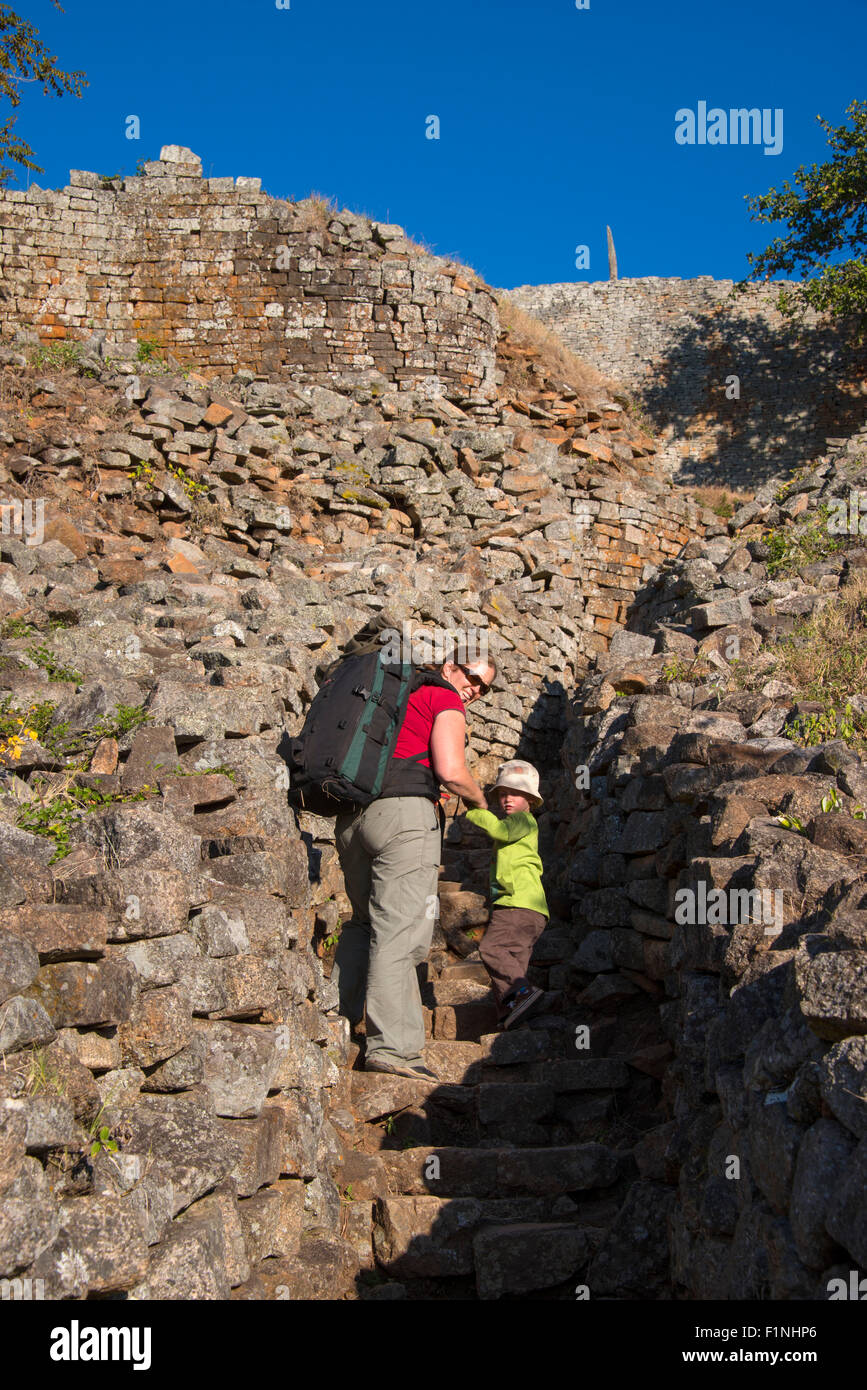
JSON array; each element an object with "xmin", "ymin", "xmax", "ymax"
[{"xmin": 457, "ymin": 664, "xmax": 491, "ymax": 697}]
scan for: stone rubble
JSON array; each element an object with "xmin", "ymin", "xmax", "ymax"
[
  {"xmin": 0, "ymin": 321, "xmax": 704, "ymax": 1296},
  {"xmin": 542, "ymin": 436, "xmax": 867, "ymax": 1297},
  {"xmin": 0, "ymin": 164, "xmax": 865, "ymax": 1297}
]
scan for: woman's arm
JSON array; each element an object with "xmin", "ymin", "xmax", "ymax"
[{"xmin": 429, "ymin": 709, "xmax": 487, "ymax": 808}]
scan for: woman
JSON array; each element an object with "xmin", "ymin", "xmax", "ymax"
[{"xmin": 332, "ymin": 655, "xmax": 497, "ymax": 1080}]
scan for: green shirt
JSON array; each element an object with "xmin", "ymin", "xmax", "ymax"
[{"xmin": 465, "ymin": 809, "xmax": 549, "ymax": 918}]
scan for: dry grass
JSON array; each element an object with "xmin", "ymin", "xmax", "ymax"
[
  {"xmin": 295, "ymin": 191, "xmax": 342, "ymax": 233},
  {"xmin": 0, "ymin": 361, "xmax": 32, "ymax": 427},
  {"xmin": 720, "ymin": 570, "xmax": 867, "ymax": 753},
  {"xmin": 495, "ymin": 293, "xmax": 621, "ymax": 402},
  {"xmin": 440, "ymin": 255, "xmax": 481, "ymax": 280},
  {"xmin": 768, "ymin": 572, "xmax": 867, "ymax": 708},
  {"xmin": 674, "ymin": 484, "xmax": 755, "ymax": 518}
]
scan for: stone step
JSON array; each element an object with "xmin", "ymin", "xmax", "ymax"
[
  {"xmin": 435, "ymin": 878, "xmax": 471, "ymax": 895},
  {"xmin": 335, "ymin": 1149, "xmax": 389, "ymax": 1200},
  {"xmin": 432, "ymin": 1001, "xmax": 499, "ymax": 1040},
  {"xmin": 476, "ymin": 1081, "xmax": 555, "ymax": 1125},
  {"xmin": 476, "ymin": 1025, "xmax": 565, "ymax": 1066},
  {"xmin": 373, "ymin": 1195, "xmax": 602, "ymax": 1282},
  {"xmin": 438, "ymin": 890, "xmax": 488, "ymax": 931},
  {"xmin": 555, "ymin": 1092, "xmax": 618, "ymax": 1140},
  {"xmin": 473, "ymin": 1222, "xmax": 597, "ymax": 1300},
  {"xmin": 429, "ymin": 977, "xmax": 492, "ymax": 1006},
  {"xmin": 351, "ymin": 1073, "xmax": 627, "ymax": 1150},
  {"xmin": 350, "ymin": 1012, "xmax": 609, "ymax": 1071},
  {"xmin": 349, "ymin": 1070, "xmax": 440, "ymax": 1121},
  {"xmin": 421, "ymin": 1041, "xmax": 484, "ymax": 1083},
  {"xmin": 378, "ymin": 1142, "xmax": 627, "ymax": 1199},
  {"xmin": 441, "ymin": 927, "xmax": 482, "ymax": 959},
  {"xmin": 438, "ymin": 962, "xmax": 490, "ymax": 984},
  {"xmin": 422, "ymin": 1029, "xmax": 561, "ymax": 1081},
  {"xmin": 474, "ymin": 1058, "xmax": 632, "ymax": 1090},
  {"xmin": 350, "ymin": 1014, "xmax": 577, "ymax": 1084}
]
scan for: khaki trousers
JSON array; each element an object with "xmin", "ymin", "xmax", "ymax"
[{"xmin": 333, "ymin": 796, "xmax": 441, "ymax": 1065}]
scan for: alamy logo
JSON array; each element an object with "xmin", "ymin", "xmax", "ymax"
[
  {"xmin": 50, "ymin": 1320, "xmax": 151, "ymax": 1370},
  {"xmin": 674, "ymin": 882, "xmax": 783, "ymax": 936},
  {"xmin": 1, "ymin": 1276, "xmax": 44, "ymax": 1299},
  {"xmin": 0, "ymin": 497, "xmax": 44, "ymax": 546},
  {"xmin": 827, "ymin": 491, "xmax": 867, "ymax": 536},
  {"xmin": 675, "ymin": 102, "xmax": 783, "ymax": 156},
  {"xmin": 827, "ymin": 1270, "xmax": 867, "ymax": 1300}
]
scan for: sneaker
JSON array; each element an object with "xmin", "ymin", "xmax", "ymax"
[
  {"xmin": 364, "ymin": 1056, "xmax": 439, "ymax": 1081},
  {"xmin": 500, "ymin": 984, "xmax": 545, "ymax": 1030}
]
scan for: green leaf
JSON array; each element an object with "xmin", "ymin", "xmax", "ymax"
[{"xmin": 737, "ymin": 99, "xmax": 867, "ymax": 340}]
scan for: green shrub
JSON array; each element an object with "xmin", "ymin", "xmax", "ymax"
[
  {"xmin": 136, "ymin": 337, "xmax": 163, "ymax": 363},
  {"xmin": 764, "ymin": 505, "xmax": 847, "ymax": 577},
  {"xmin": 28, "ymin": 341, "xmax": 97, "ymax": 377},
  {"xmin": 17, "ymin": 781, "xmax": 151, "ymax": 861},
  {"xmin": 26, "ymin": 645, "xmax": 83, "ymax": 685}
]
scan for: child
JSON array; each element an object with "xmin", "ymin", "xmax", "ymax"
[{"xmin": 463, "ymin": 760, "xmax": 549, "ymax": 1029}]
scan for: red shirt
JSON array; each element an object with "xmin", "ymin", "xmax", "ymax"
[{"xmin": 392, "ymin": 684, "xmax": 465, "ymax": 768}]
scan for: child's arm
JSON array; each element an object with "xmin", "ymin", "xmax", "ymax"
[{"xmin": 464, "ymin": 808, "xmax": 536, "ymax": 842}]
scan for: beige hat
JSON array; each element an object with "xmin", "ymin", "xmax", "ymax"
[{"xmin": 490, "ymin": 760, "xmax": 542, "ymax": 809}]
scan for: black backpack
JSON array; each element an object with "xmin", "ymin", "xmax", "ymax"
[{"xmin": 282, "ymin": 649, "xmax": 458, "ymax": 817}]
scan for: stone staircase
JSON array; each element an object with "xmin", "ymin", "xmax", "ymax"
[{"xmin": 328, "ymin": 862, "xmax": 643, "ymax": 1300}]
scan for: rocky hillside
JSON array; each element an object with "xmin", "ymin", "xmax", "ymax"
[
  {"xmin": 0, "ymin": 313, "xmax": 711, "ymax": 1298},
  {"xmin": 0, "ymin": 210, "xmax": 866, "ymax": 1298}
]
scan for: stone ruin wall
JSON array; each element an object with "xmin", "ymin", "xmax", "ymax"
[
  {"xmin": 4, "ymin": 148, "xmax": 865, "ymax": 1299},
  {"xmin": 505, "ymin": 277, "xmax": 867, "ymax": 489},
  {"xmin": 0, "ymin": 351, "xmax": 710, "ymax": 1299},
  {"xmin": 0, "ymin": 145, "xmax": 499, "ymax": 409}
]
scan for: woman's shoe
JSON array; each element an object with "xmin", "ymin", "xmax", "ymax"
[{"xmin": 365, "ymin": 1055, "xmax": 439, "ymax": 1081}]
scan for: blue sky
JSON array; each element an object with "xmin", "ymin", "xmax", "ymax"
[{"xmin": 10, "ymin": 0, "xmax": 866, "ymax": 289}]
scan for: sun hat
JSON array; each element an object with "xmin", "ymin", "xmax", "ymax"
[{"xmin": 490, "ymin": 760, "xmax": 542, "ymax": 809}]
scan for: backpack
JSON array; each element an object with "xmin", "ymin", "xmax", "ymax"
[{"xmin": 283, "ymin": 648, "xmax": 458, "ymax": 817}]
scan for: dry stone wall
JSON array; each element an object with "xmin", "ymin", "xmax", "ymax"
[
  {"xmin": 0, "ymin": 146, "xmax": 499, "ymax": 408},
  {"xmin": 552, "ymin": 676, "xmax": 867, "ymax": 1297},
  {"xmin": 1, "ymin": 163, "xmax": 865, "ymax": 1298},
  {"xmin": 505, "ymin": 278, "xmax": 867, "ymax": 490},
  {"xmin": 0, "ymin": 347, "xmax": 710, "ymax": 1298},
  {"xmin": 545, "ymin": 444, "xmax": 867, "ymax": 1297}
]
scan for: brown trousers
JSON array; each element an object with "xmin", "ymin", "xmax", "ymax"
[{"xmin": 478, "ymin": 907, "xmax": 548, "ymax": 1008}]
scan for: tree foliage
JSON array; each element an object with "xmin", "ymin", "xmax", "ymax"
[
  {"xmin": 737, "ymin": 99, "xmax": 867, "ymax": 341},
  {"xmin": 0, "ymin": 1, "xmax": 86, "ymax": 187}
]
